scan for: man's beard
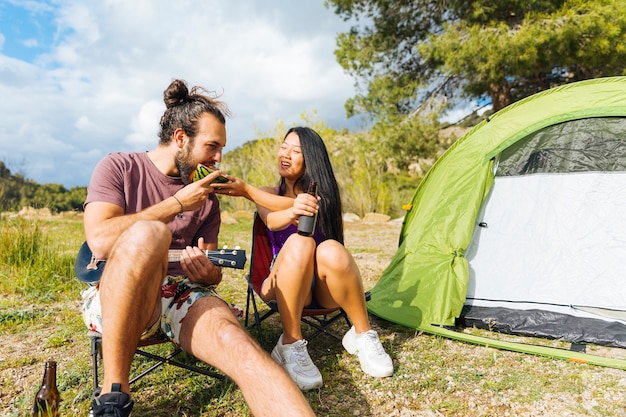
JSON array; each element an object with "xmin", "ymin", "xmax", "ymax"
[{"xmin": 175, "ymin": 146, "xmax": 196, "ymax": 185}]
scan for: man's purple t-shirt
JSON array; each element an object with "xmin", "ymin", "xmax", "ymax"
[{"xmin": 85, "ymin": 151, "xmax": 220, "ymax": 276}]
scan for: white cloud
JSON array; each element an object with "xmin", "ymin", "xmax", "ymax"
[
  {"xmin": 125, "ymin": 100, "xmax": 162, "ymax": 148},
  {"xmin": 0, "ymin": 0, "xmax": 357, "ymax": 187},
  {"xmin": 75, "ymin": 115, "xmax": 96, "ymax": 131},
  {"xmin": 21, "ymin": 38, "xmax": 39, "ymax": 48}
]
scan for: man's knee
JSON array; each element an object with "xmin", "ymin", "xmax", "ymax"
[
  {"xmin": 99, "ymin": 221, "xmax": 169, "ymax": 297},
  {"xmin": 109, "ymin": 221, "xmax": 171, "ymax": 270},
  {"xmin": 117, "ymin": 221, "xmax": 171, "ymax": 253},
  {"xmin": 182, "ymin": 297, "xmax": 252, "ymax": 350},
  {"xmin": 213, "ymin": 316, "xmax": 252, "ymax": 348}
]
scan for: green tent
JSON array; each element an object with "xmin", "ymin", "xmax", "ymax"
[{"xmin": 368, "ymin": 77, "xmax": 626, "ymax": 369}]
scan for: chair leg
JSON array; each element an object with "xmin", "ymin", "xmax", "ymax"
[
  {"xmin": 88, "ymin": 334, "xmax": 223, "ymax": 395},
  {"xmin": 131, "ymin": 348, "xmax": 224, "ymax": 382},
  {"xmin": 301, "ymin": 310, "xmax": 351, "ymax": 342},
  {"xmin": 90, "ymin": 335, "xmax": 102, "ymax": 397},
  {"xmin": 250, "ymin": 288, "xmax": 265, "ymax": 348},
  {"xmin": 342, "ymin": 310, "xmax": 352, "ymax": 329},
  {"xmin": 244, "ymin": 286, "xmax": 252, "ymax": 328},
  {"xmin": 246, "ymin": 286, "xmax": 270, "ymax": 349}
]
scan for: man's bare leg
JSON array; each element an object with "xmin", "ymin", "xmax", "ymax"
[
  {"xmin": 99, "ymin": 220, "xmax": 170, "ymax": 395},
  {"xmin": 179, "ymin": 297, "xmax": 316, "ymax": 417}
]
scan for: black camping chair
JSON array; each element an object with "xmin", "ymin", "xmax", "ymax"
[{"xmin": 87, "ymin": 330, "xmax": 224, "ymax": 396}]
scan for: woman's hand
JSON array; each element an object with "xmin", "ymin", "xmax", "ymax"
[
  {"xmin": 292, "ymin": 193, "xmax": 319, "ymax": 220},
  {"xmin": 213, "ymin": 178, "xmax": 296, "ymax": 213},
  {"xmin": 211, "ymin": 175, "xmax": 247, "ymax": 197}
]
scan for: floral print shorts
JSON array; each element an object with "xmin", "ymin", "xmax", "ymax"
[{"xmin": 82, "ymin": 275, "xmax": 243, "ymax": 345}]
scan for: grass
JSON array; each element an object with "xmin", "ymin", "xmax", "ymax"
[{"xmin": 1, "ymin": 212, "xmax": 625, "ymax": 416}]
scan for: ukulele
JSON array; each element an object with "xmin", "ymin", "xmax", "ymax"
[{"xmin": 75, "ymin": 241, "xmax": 246, "ymax": 285}]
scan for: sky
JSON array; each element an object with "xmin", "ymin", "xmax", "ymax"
[{"xmin": 0, "ymin": 0, "xmax": 367, "ymax": 188}]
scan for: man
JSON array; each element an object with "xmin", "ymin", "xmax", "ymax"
[{"xmin": 81, "ymin": 79, "xmax": 315, "ymax": 417}]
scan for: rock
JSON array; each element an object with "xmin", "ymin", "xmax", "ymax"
[
  {"xmin": 362, "ymin": 212, "xmax": 391, "ymax": 223},
  {"xmin": 18, "ymin": 206, "xmax": 52, "ymax": 219},
  {"xmin": 343, "ymin": 212, "xmax": 361, "ymax": 222}
]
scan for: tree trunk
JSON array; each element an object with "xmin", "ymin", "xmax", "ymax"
[{"xmin": 489, "ymin": 83, "xmax": 512, "ymax": 112}]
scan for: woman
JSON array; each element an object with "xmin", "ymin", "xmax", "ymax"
[{"xmin": 215, "ymin": 127, "xmax": 393, "ymax": 390}]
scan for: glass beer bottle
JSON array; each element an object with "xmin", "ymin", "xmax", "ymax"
[
  {"xmin": 297, "ymin": 181, "xmax": 318, "ymax": 237},
  {"xmin": 32, "ymin": 361, "xmax": 60, "ymax": 417}
]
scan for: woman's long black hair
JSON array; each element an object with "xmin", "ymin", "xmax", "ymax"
[{"xmin": 278, "ymin": 127, "xmax": 344, "ymax": 244}]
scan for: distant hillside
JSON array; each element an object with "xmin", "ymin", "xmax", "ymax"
[
  {"xmin": 0, "ymin": 120, "xmax": 476, "ymax": 217},
  {"xmin": 0, "ymin": 160, "xmax": 87, "ymax": 213}
]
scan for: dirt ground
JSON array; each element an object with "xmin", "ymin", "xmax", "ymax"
[{"xmin": 2, "ymin": 217, "xmax": 625, "ymax": 416}]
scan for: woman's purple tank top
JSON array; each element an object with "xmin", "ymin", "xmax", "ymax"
[
  {"xmin": 267, "ymin": 187, "xmax": 325, "ymax": 255},
  {"xmin": 268, "ymin": 223, "xmax": 324, "ymax": 256}
]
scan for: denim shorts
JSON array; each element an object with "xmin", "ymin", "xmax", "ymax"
[{"xmin": 82, "ymin": 275, "xmax": 241, "ymax": 344}]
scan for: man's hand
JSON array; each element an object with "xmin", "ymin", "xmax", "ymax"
[
  {"xmin": 179, "ymin": 237, "xmax": 222, "ymax": 285},
  {"xmin": 174, "ymin": 171, "xmax": 224, "ymax": 212}
]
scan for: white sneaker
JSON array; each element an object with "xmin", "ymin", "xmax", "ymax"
[
  {"xmin": 342, "ymin": 326, "xmax": 393, "ymax": 378},
  {"xmin": 271, "ymin": 334, "xmax": 323, "ymax": 391}
]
